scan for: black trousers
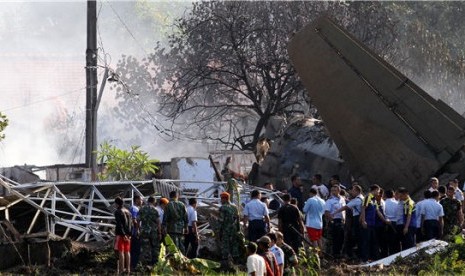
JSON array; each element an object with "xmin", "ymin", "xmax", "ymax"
[
  {"xmin": 360, "ymin": 226, "xmax": 378, "ymax": 262},
  {"xmin": 184, "ymin": 226, "xmax": 198, "ymax": 259},
  {"xmin": 385, "ymin": 222, "xmax": 400, "ymax": 255},
  {"xmin": 248, "ymin": 220, "xmax": 266, "ymax": 242},
  {"xmin": 396, "ymin": 224, "xmax": 415, "ymax": 250},
  {"xmin": 424, "ymin": 220, "xmax": 440, "ymax": 240},
  {"xmin": 330, "ymin": 219, "xmax": 345, "ymax": 256},
  {"xmin": 283, "ymin": 227, "xmax": 303, "ymax": 255}
]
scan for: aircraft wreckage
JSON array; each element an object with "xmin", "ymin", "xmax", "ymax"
[{"xmin": 288, "ymin": 17, "xmax": 465, "ymax": 196}]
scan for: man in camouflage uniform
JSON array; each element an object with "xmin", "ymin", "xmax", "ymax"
[
  {"xmin": 163, "ymin": 191, "xmax": 188, "ymax": 254},
  {"xmin": 440, "ymin": 186, "xmax": 464, "ymax": 238},
  {"xmin": 218, "ymin": 192, "xmax": 241, "ymax": 261},
  {"xmin": 138, "ymin": 196, "xmax": 161, "ymax": 266},
  {"xmin": 221, "ymin": 164, "xmax": 239, "ymax": 204}
]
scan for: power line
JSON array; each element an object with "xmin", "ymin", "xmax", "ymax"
[
  {"xmin": 2, "ymin": 87, "xmax": 86, "ymax": 112},
  {"xmin": 101, "ymin": 2, "xmax": 209, "ymax": 144},
  {"xmin": 105, "ymin": 0, "xmax": 149, "ymax": 56}
]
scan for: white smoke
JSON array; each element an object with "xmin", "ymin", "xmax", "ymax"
[{"xmin": 0, "ymin": 1, "xmax": 204, "ymax": 168}]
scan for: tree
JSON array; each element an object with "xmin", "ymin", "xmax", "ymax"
[
  {"xmin": 115, "ymin": 1, "xmax": 396, "ymax": 151},
  {"xmin": 96, "ymin": 141, "xmax": 159, "ymax": 181},
  {"xmin": 0, "ymin": 111, "xmax": 8, "ymax": 141}
]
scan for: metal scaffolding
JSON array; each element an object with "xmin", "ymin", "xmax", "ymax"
[{"xmin": 0, "ymin": 174, "xmax": 282, "ymax": 243}]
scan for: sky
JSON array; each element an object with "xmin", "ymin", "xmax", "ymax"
[{"xmin": 0, "ymin": 1, "xmax": 210, "ymax": 167}]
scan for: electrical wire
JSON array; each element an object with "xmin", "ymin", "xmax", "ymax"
[
  {"xmin": 105, "ymin": 0, "xmax": 149, "ymax": 56},
  {"xmin": 100, "ymin": 1, "xmax": 215, "ymax": 146},
  {"xmin": 2, "ymin": 87, "xmax": 86, "ymax": 112}
]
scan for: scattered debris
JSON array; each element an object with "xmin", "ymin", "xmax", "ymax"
[{"xmin": 360, "ymin": 239, "xmax": 448, "ymax": 267}]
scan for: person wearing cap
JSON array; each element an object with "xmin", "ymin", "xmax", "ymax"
[
  {"xmin": 138, "ymin": 196, "xmax": 161, "ymax": 266},
  {"xmin": 243, "ymin": 190, "xmax": 270, "ymax": 243},
  {"xmin": 246, "ymin": 242, "xmax": 266, "ymax": 276},
  {"xmin": 156, "ymin": 198, "xmax": 169, "ymax": 224},
  {"xmin": 156, "ymin": 197, "xmax": 168, "ymax": 241},
  {"xmin": 163, "ymin": 191, "xmax": 188, "ymax": 254},
  {"xmin": 218, "ymin": 192, "xmax": 241, "ymax": 261},
  {"xmin": 257, "ymin": 235, "xmax": 279, "ymax": 276}
]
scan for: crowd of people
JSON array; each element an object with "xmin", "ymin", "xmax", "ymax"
[
  {"xmin": 113, "ymin": 191, "xmax": 195, "ymax": 274},
  {"xmin": 271, "ymin": 175, "xmax": 463, "ymax": 265},
  {"xmin": 244, "ymin": 175, "xmax": 464, "ymax": 275},
  {"xmin": 112, "ymin": 174, "xmax": 465, "ymax": 275}
]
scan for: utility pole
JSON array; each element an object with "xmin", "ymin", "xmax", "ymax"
[{"xmin": 85, "ymin": 0, "xmax": 98, "ymax": 180}]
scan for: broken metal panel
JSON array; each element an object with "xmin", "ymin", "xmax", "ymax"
[
  {"xmin": 288, "ymin": 17, "xmax": 465, "ymax": 192},
  {"xmin": 360, "ymin": 239, "xmax": 448, "ymax": 267}
]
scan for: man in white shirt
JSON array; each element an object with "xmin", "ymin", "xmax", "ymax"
[
  {"xmin": 268, "ymin": 232, "xmax": 284, "ymax": 276},
  {"xmin": 247, "ymin": 242, "xmax": 266, "ymax": 276},
  {"xmin": 428, "ymin": 177, "xmax": 439, "ymax": 192},
  {"xmin": 184, "ymin": 198, "xmax": 198, "ymax": 259},
  {"xmin": 311, "ymin": 174, "xmax": 329, "ymax": 199},
  {"xmin": 324, "ymin": 184, "xmax": 346, "ymax": 257}
]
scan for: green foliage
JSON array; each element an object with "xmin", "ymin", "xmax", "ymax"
[
  {"xmin": 152, "ymin": 243, "xmax": 175, "ymax": 275},
  {"xmin": 96, "ymin": 141, "xmax": 158, "ymax": 181},
  {"xmin": 419, "ymin": 250, "xmax": 465, "ymax": 275},
  {"xmin": 160, "ymin": 234, "xmax": 221, "ymax": 275},
  {"xmin": 0, "ymin": 111, "xmax": 9, "ymax": 141},
  {"xmin": 296, "ymin": 247, "xmax": 320, "ymax": 276}
]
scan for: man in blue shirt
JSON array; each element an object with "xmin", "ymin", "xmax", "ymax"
[
  {"xmin": 421, "ymin": 190, "xmax": 444, "ymax": 239},
  {"xmin": 243, "ymin": 189, "xmax": 270, "ymax": 242},
  {"xmin": 303, "ymin": 188, "xmax": 326, "ymax": 249}
]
